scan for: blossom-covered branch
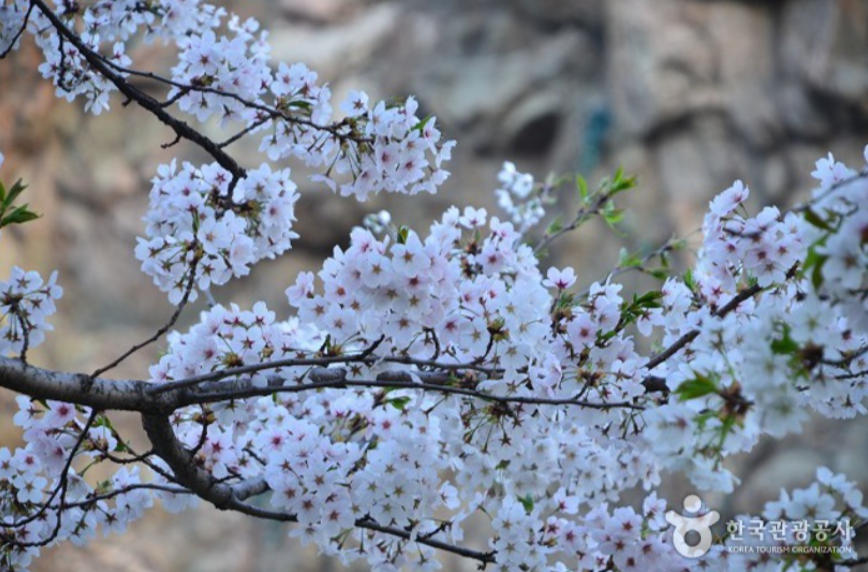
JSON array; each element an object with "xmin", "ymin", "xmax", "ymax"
[{"xmin": 1, "ymin": 1, "xmax": 868, "ymax": 571}]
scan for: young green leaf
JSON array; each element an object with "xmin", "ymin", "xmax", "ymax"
[
  {"xmin": 576, "ymin": 175, "xmax": 589, "ymax": 202},
  {"xmin": 675, "ymin": 373, "xmax": 718, "ymax": 401}
]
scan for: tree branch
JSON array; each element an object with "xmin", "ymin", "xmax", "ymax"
[
  {"xmin": 31, "ymin": 0, "xmax": 245, "ymax": 180},
  {"xmin": 185, "ymin": 372, "xmax": 643, "ymax": 411},
  {"xmin": 0, "ymin": 356, "xmax": 641, "ymax": 418},
  {"xmin": 141, "ymin": 414, "xmax": 494, "ymax": 565},
  {"xmin": 91, "ymin": 252, "xmax": 200, "ymax": 378},
  {"xmin": 0, "ymin": 356, "xmax": 157, "ymax": 412},
  {"xmin": 0, "ymin": 1, "xmax": 34, "ymax": 59},
  {"xmin": 644, "ymin": 281, "xmax": 765, "ymax": 373}
]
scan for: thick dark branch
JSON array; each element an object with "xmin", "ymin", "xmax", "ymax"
[
  {"xmin": 0, "ymin": 356, "xmax": 158, "ymax": 411},
  {"xmin": 149, "ymin": 354, "xmax": 387, "ymax": 394},
  {"xmin": 0, "ymin": 357, "xmax": 641, "ymax": 416},
  {"xmin": 142, "ymin": 414, "xmax": 494, "ymax": 565},
  {"xmin": 150, "ymin": 353, "xmax": 497, "ymax": 395},
  {"xmin": 185, "ymin": 371, "xmax": 643, "ymax": 411},
  {"xmin": 32, "ymin": 0, "xmax": 245, "ymax": 180},
  {"xmin": 141, "ymin": 413, "xmax": 241, "ymax": 509}
]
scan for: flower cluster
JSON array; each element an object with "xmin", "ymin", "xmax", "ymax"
[
  {"xmin": 495, "ymin": 161, "xmax": 546, "ymax": 233},
  {"xmin": 149, "ymin": 301, "xmax": 321, "ymax": 389},
  {"xmin": 700, "ymin": 180, "xmax": 805, "ymax": 294},
  {"xmin": 808, "ymin": 149, "xmax": 868, "ymax": 334},
  {"xmin": 0, "ymin": 1, "xmax": 29, "ymax": 55},
  {"xmin": 0, "ymin": 397, "xmax": 185, "ymax": 570},
  {"xmin": 8, "ymin": 0, "xmax": 868, "ymax": 570},
  {"xmin": 33, "ymin": 31, "xmax": 130, "ymax": 115},
  {"xmin": 641, "ymin": 152, "xmax": 868, "ymax": 492},
  {"xmin": 19, "ymin": 0, "xmax": 454, "ymax": 212},
  {"xmin": 135, "ymin": 161, "xmax": 299, "ymax": 303},
  {"xmin": 170, "ymin": 18, "xmax": 270, "ymax": 124},
  {"xmin": 57, "ymin": 0, "xmax": 224, "ymax": 45},
  {"xmin": 265, "ymin": 90, "xmax": 455, "ymax": 201},
  {"xmin": 0, "ymin": 267, "xmax": 63, "ymax": 357}
]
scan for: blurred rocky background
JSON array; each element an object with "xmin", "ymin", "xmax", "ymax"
[{"xmin": 1, "ymin": 0, "xmax": 868, "ymax": 569}]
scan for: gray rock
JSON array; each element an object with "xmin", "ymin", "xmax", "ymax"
[
  {"xmin": 606, "ymin": 0, "xmax": 721, "ymax": 137},
  {"xmin": 418, "ymin": 30, "xmax": 585, "ymax": 128},
  {"xmin": 780, "ymin": 0, "xmax": 868, "ymax": 114},
  {"xmin": 269, "ymin": 4, "xmax": 400, "ymax": 81},
  {"xmin": 501, "ymin": 89, "xmax": 566, "ymax": 154},
  {"xmin": 280, "ymin": 0, "xmax": 357, "ymax": 25},
  {"xmin": 777, "ymin": 82, "xmax": 830, "ymax": 139},
  {"xmin": 509, "ymin": 0, "xmax": 604, "ymax": 28}
]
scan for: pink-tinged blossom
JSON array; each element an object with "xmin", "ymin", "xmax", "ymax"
[
  {"xmin": 543, "ymin": 266, "xmax": 577, "ymax": 290},
  {"xmin": 7, "ymin": 2, "xmax": 868, "ymax": 569}
]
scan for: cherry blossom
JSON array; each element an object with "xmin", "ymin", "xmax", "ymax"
[{"xmin": 1, "ymin": 2, "xmax": 868, "ymax": 571}]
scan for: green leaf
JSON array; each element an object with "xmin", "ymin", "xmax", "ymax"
[
  {"xmin": 0, "ymin": 180, "xmax": 39, "ymax": 229},
  {"xmin": 675, "ymin": 373, "xmax": 718, "ymax": 401},
  {"xmin": 684, "ymin": 268, "xmax": 696, "ymax": 292},
  {"xmin": 803, "ymin": 208, "xmax": 832, "ymax": 231},
  {"xmin": 576, "ymin": 175, "xmax": 589, "ymax": 202},
  {"xmin": 397, "ymin": 225, "xmax": 409, "ymax": 245},
  {"xmin": 802, "ymin": 242, "xmax": 828, "ymax": 290},
  {"xmin": 0, "ymin": 205, "xmax": 40, "ymax": 228},
  {"xmin": 659, "ymin": 250, "xmax": 670, "ymax": 269},
  {"xmin": 287, "ymin": 100, "xmax": 313, "ymax": 111},
  {"xmin": 721, "ymin": 414, "xmax": 737, "ymax": 434},
  {"xmin": 618, "ymin": 247, "xmax": 642, "ymax": 269},
  {"xmin": 2, "ymin": 180, "xmax": 28, "ymax": 211},
  {"xmin": 811, "ymin": 259, "xmax": 826, "ymax": 290},
  {"xmin": 632, "ymin": 290, "xmax": 663, "ymax": 308},
  {"xmin": 555, "ymin": 292, "xmax": 576, "ymax": 310},
  {"xmin": 771, "ymin": 325, "xmax": 799, "ymax": 355},
  {"xmin": 546, "ymin": 216, "xmax": 563, "ymax": 235},
  {"xmin": 411, "ymin": 115, "xmax": 433, "ymax": 132},
  {"xmin": 94, "ymin": 415, "xmax": 115, "ymax": 431},
  {"xmin": 386, "ymin": 396, "xmax": 412, "ymax": 411},
  {"xmin": 519, "ymin": 493, "xmax": 534, "ymax": 514},
  {"xmin": 602, "ymin": 202, "xmax": 624, "ymax": 229},
  {"xmin": 648, "ymin": 268, "xmax": 670, "ymax": 281},
  {"xmin": 716, "ymin": 414, "xmax": 738, "ymax": 450},
  {"xmin": 694, "ymin": 410, "xmax": 718, "ymax": 430},
  {"xmin": 608, "ymin": 167, "xmax": 638, "ymax": 196}
]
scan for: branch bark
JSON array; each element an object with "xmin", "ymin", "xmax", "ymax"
[{"xmin": 0, "ymin": 356, "xmax": 156, "ymax": 411}]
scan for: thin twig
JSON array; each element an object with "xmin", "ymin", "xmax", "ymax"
[
  {"xmin": 0, "ymin": 1, "xmax": 34, "ymax": 59},
  {"xmin": 32, "ymin": 0, "xmax": 246, "ymax": 179},
  {"xmin": 6, "ymin": 410, "xmax": 99, "ymax": 548},
  {"xmin": 91, "ymin": 254, "xmax": 200, "ymax": 379}
]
